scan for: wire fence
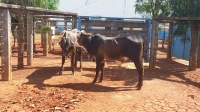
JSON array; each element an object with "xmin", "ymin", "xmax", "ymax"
[{"xmin": 0, "ymin": 3, "xmax": 77, "ymax": 80}]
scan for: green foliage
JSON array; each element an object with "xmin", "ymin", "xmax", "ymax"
[
  {"xmin": 135, "ymin": 0, "xmax": 171, "ymax": 18},
  {"xmin": 173, "ymin": 21, "xmax": 191, "ymax": 43},
  {"xmin": 0, "ymin": 0, "xmax": 60, "ymax": 10},
  {"xmin": 169, "ymin": 0, "xmax": 200, "ymax": 17},
  {"xmin": 42, "ymin": 25, "xmax": 51, "ymax": 34},
  {"xmin": 169, "ymin": 0, "xmax": 200, "ymax": 43}
]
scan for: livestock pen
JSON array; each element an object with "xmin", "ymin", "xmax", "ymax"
[{"xmin": 0, "ymin": 3, "xmax": 77, "ymax": 81}]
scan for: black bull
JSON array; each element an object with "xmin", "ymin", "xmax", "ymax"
[{"xmin": 77, "ymin": 32, "xmax": 144, "ymax": 90}]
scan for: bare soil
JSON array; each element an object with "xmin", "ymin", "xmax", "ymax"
[{"xmin": 0, "ymin": 40, "xmax": 199, "ymax": 112}]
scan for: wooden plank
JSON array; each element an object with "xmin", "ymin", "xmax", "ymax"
[
  {"xmin": 167, "ymin": 22, "xmax": 173, "ymax": 59},
  {"xmin": 149, "ymin": 20, "xmax": 159, "ymax": 70},
  {"xmin": 0, "ymin": 3, "xmax": 77, "ymax": 16},
  {"xmin": 27, "ymin": 14, "xmax": 33, "ymax": 66},
  {"xmin": 81, "ymin": 20, "xmax": 148, "ymax": 28},
  {"xmin": 0, "ymin": 9, "xmax": 12, "ymax": 81},
  {"xmin": 34, "ymin": 15, "xmax": 73, "ymax": 18},
  {"xmin": 86, "ymin": 29, "xmax": 148, "ymax": 36}
]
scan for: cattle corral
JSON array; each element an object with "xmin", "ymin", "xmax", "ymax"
[
  {"xmin": 0, "ymin": 39, "xmax": 200, "ymax": 111},
  {"xmin": 0, "ymin": 2, "xmax": 200, "ymax": 112}
]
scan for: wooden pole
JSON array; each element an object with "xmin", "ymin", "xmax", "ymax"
[
  {"xmin": 33, "ymin": 18, "xmax": 36, "ymax": 52},
  {"xmin": 167, "ymin": 22, "xmax": 173, "ymax": 59},
  {"xmin": 43, "ymin": 19, "xmax": 48, "ymax": 56},
  {"xmin": 143, "ymin": 20, "xmax": 148, "ymax": 62},
  {"xmin": 149, "ymin": 19, "xmax": 159, "ymax": 70},
  {"xmin": 72, "ymin": 15, "xmax": 78, "ymax": 29},
  {"xmin": 27, "ymin": 14, "xmax": 33, "ymax": 66},
  {"xmin": 188, "ymin": 20, "xmax": 198, "ymax": 71},
  {"xmin": 0, "ymin": 9, "xmax": 12, "ymax": 81}
]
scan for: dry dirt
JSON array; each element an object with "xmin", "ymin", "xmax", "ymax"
[{"xmin": 0, "ymin": 41, "xmax": 200, "ymax": 112}]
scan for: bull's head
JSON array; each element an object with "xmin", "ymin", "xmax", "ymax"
[
  {"xmin": 59, "ymin": 36, "xmax": 74, "ymax": 56},
  {"xmin": 77, "ymin": 30, "xmax": 91, "ymax": 45}
]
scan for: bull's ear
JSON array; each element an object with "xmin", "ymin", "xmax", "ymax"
[{"xmin": 81, "ymin": 30, "xmax": 91, "ymax": 36}]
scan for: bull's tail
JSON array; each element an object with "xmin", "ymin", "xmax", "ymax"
[{"xmin": 139, "ymin": 37, "xmax": 145, "ymax": 59}]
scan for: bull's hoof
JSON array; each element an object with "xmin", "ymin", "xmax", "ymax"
[
  {"xmin": 92, "ymin": 80, "xmax": 97, "ymax": 83},
  {"xmin": 98, "ymin": 80, "xmax": 103, "ymax": 83},
  {"xmin": 135, "ymin": 83, "xmax": 142, "ymax": 90},
  {"xmin": 59, "ymin": 72, "xmax": 62, "ymax": 75}
]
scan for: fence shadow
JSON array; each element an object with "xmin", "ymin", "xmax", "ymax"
[{"xmin": 24, "ymin": 67, "xmax": 61, "ymax": 90}]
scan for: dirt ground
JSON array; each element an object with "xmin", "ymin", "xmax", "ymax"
[{"xmin": 0, "ymin": 40, "xmax": 200, "ymax": 112}]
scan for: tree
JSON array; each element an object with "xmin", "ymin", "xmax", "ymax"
[
  {"xmin": 135, "ymin": 0, "xmax": 171, "ymax": 18},
  {"xmin": 169, "ymin": 0, "xmax": 200, "ymax": 70},
  {"xmin": 135, "ymin": 0, "xmax": 200, "ymax": 70},
  {"xmin": 0, "ymin": 0, "xmax": 60, "ymax": 68},
  {"xmin": 135, "ymin": 0, "xmax": 171, "ymax": 48}
]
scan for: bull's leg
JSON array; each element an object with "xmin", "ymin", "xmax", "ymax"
[
  {"xmin": 52, "ymin": 38, "xmax": 55, "ymax": 51},
  {"xmin": 79, "ymin": 48, "xmax": 82, "ymax": 71},
  {"xmin": 93, "ymin": 58, "xmax": 103, "ymax": 83},
  {"xmin": 99, "ymin": 62, "xmax": 105, "ymax": 82},
  {"xmin": 133, "ymin": 58, "xmax": 144, "ymax": 90},
  {"xmin": 48, "ymin": 36, "xmax": 51, "ymax": 51},
  {"xmin": 71, "ymin": 48, "xmax": 76, "ymax": 75},
  {"xmin": 59, "ymin": 54, "xmax": 65, "ymax": 75},
  {"xmin": 75, "ymin": 48, "xmax": 78, "ymax": 69}
]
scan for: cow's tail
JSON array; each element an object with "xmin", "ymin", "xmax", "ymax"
[{"xmin": 139, "ymin": 37, "xmax": 145, "ymax": 59}]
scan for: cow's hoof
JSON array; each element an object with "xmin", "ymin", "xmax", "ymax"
[
  {"xmin": 135, "ymin": 83, "xmax": 142, "ymax": 90},
  {"xmin": 92, "ymin": 80, "xmax": 97, "ymax": 83},
  {"xmin": 98, "ymin": 80, "xmax": 103, "ymax": 83}
]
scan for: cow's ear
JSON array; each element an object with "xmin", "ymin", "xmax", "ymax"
[{"xmin": 81, "ymin": 30, "xmax": 91, "ymax": 36}]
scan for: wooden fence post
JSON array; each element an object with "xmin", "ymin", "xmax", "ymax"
[
  {"xmin": 0, "ymin": 9, "xmax": 12, "ymax": 81},
  {"xmin": 27, "ymin": 14, "xmax": 33, "ymax": 66},
  {"xmin": 167, "ymin": 22, "xmax": 173, "ymax": 59},
  {"xmin": 43, "ymin": 19, "xmax": 48, "ymax": 56},
  {"xmin": 149, "ymin": 19, "xmax": 159, "ymax": 70},
  {"xmin": 143, "ymin": 20, "xmax": 149, "ymax": 62},
  {"xmin": 72, "ymin": 15, "xmax": 78, "ymax": 29}
]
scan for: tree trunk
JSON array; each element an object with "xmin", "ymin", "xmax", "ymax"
[
  {"xmin": 17, "ymin": 12, "xmax": 25, "ymax": 69},
  {"xmin": 188, "ymin": 21, "xmax": 198, "ymax": 71}
]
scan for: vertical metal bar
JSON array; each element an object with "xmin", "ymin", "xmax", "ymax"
[
  {"xmin": 78, "ymin": 16, "xmax": 81, "ymax": 30},
  {"xmin": 146, "ymin": 19, "xmax": 152, "ymax": 62}
]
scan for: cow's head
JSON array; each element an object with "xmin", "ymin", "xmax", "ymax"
[
  {"xmin": 77, "ymin": 30, "xmax": 91, "ymax": 46},
  {"xmin": 76, "ymin": 30, "xmax": 92, "ymax": 53},
  {"xmin": 59, "ymin": 35, "xmax": 74, "ymax": 56}
]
